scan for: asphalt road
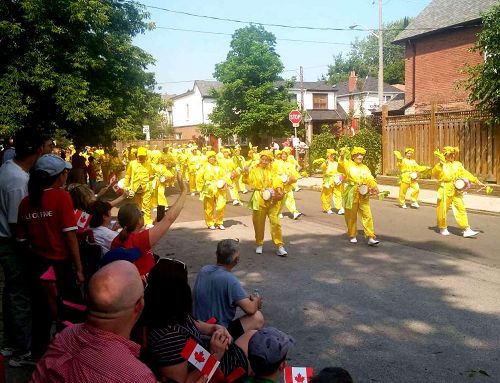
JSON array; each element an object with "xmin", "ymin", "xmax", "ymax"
[{"xmin": 156, "ymin": 187, "xmax": 500, "ymax": 383}]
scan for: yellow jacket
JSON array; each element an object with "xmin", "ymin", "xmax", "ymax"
[
  {"xmin": 198, "ymin": 163, "xmax": 227, "ymax": 199},
  {"xmin": 398, "ymin": 158, "xmax": 428, "ymax": 183},
  {"xmin": 124, "ymin": 160, "xmax": 153, "ymax": 193},
  {"xmin": 432, "ymin": 160, "xmax": 478, "ymax": 197},
  {"xmin": 247, "ymin": 166, "xmax": 283, "ymax": 209},
  {"xmin": 273, "ymin": 159, "xmax": 299, "ymax": 192},
  {"xmin": 321, "ymin": 160, "xmax": 344, "ymax": 188}
]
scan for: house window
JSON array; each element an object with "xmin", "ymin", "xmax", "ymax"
[
  {"xmin": 186, "ymin": 104, "xmax": 189, "ymax": 120},
  {"xmin": 313, "ymin": 94, "xmax": 328, "ymax": 109}
]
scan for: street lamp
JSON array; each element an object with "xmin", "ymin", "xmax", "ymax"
[{"xmin": 349, "ymin": 0, "xmax": 384, "ymax": 111}]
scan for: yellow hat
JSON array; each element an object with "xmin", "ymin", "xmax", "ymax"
[
  {"xmin": 405, "ymin": 147, "xmax": 415, "ymax": 153},
  {"xmin": 222, "ymin": 148, "xmax": 230, "ymax": 154},
  {"xmin": 274, "ymin": 150, "xmax": 282, "ymax": 157},
  {"xmin": 137, "ymin": 147, "xmax": 148, "ymax": 157},
  {"xmin": 351, "ymin": 146, "xmax": 366, "ymax": 156},
  {"xmin": 283, "ymin": 146, "xmax": 292, "ymax": 154},
  {"xmin": 259, "ymin": 150, "xmax": 273, "ymax": 159},
  {"xmin": 443, "ymin": 146, "xmax": 459, "ymax": 155},
  {"xmin": 326, "ymin": 148, "xmax": 337, "ymax": 155},
  {"xmin": 206, "ymin": 151, "xmax": 217, "ymax": 158}
]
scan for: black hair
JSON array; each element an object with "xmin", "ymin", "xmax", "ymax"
[
  {"xmin": 311, "ymin": 367, "xmax": 354, "ymax": 383},
  {"xmin": 27, "ymin": 169, "xmax": 61, "ymax": 206},
  {"xmin": 13, "ymin": 128, "xmax": 45, "ymax": 160},
  {"xmin": 216, "ymin": 239, "xmax": 239, "ymax": 265},
  {"xmin": 143, "ymin": 258, "xmax": 192, "ymax": 327},
  {"xmin": 90, "ymin": 200, "xmax": 112, "ymax": 228},
  {"xmin": 248, "ymin": 355, "xmax": 286, "ymax": 377}
]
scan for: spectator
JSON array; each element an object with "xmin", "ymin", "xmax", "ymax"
[
  {"xmin": 0, "ymin": 138, "xmax": 15, "ymax": 165},
  {"xmin": 143, "ymin": 258, "xmax": 253, "ymax": 382},
  {"xmin": 245, "ymin": 327, "xmax": 295, "ymax": 383},
  {"xmin": 69, "ymin": 147, "xmax": 87, "ymax": 184},
  {"xmin": 271, "ymin": 141, "xmax": 279, "ymax": 151},
  {"xmin": 111, "ymin": 171, "xmax": 186, "ymax": 277},
  {"xmin": 311, "ymin": 367, "xmax": 354, "ymax": 383},
  {"xmin": 17, "ymin": 154, "xmax": 85, "ymax": 361},
  {"xmin": 89, "ymin": 201, "xmax": 118, "ymax": 256},
  {"xmin": 30, "ymin": 260, "xmax": 156, "ymax": 383},
  {"xmin": 87, "ymin": 156, "xmax": 97, "ymax": 191},
  {"xmin": 0, "ymin": 128, "xmax": 46, "ymax": 365},
  {"xmin": 193, "ymin": 239, "xmax": 264, "ymax": 339}
]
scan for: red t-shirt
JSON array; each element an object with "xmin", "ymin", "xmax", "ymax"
[
  {"xmin": 111, "ymin": 229, "xmax": 155, "ymax": 276},
  {"xmin": 17, "ymin": 188, "xmax": 77, "ymax": 261}
]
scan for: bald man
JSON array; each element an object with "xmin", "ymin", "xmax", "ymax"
[{"xmin": 30, "ymin": 261, "xmax": 156, "ymax": 383}]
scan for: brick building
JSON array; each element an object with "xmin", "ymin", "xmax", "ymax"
[{"xmin": 393, "ymin": 0, "xmax": 497, "ymax": 113}]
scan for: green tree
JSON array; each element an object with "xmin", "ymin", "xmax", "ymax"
[
  {"xmin": 209, "ymin": 25, "xmax": 296, "ymax": 143},
  {"xmin": 326, "ymin": 18, "xmax": 409, "ymax": 85},
  {"xmin": 463, "ymin": 4, "xmax": 500, "ymax": 124},
  {"xmin": 0, "ymin": 0, "xmax": 159, "ymax": 145}
]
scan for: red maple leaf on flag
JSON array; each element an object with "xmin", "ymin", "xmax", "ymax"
[
  {"xmin": 79, "ymin": 216, "xmax": 87, "ymax": 223},
  {"xmin": 194, "ymin": 351, "xmax": 205, "ymax": 363},
  {"xmin": 295, "ymin": 374, "xmax": 305, "ymax": 383}
]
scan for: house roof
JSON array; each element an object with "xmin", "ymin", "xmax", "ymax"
[
  {"xmin": 393, "ymin": 0, "xmax": 497, "ymax": 43},
  {"xmin": 195, "ymin": 80, "xmax": 223, "ymax": 97},
  {"xmin": 336, "ymin": 76, "xmax": 404, "ymax": 96},
  {"xmin": 309, "ymin": 104, "xmax": 348, "ymax": 121},
  {"xmin": 275, "ymin": 80, "xmax": 338, "ymax": 92}
]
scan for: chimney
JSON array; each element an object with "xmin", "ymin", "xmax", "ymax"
[{"xmin": 348, "ymin": 71, "xmax": 357, "ymax": 93}]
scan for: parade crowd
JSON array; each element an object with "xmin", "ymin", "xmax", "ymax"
[{"xmin": 0, "ymin": 127, "xmax": 486, "ymax": 383}]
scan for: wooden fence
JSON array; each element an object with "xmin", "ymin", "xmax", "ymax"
[{"xmin": 382, "ymin": 104, "xmax": 499, "ymax": 183}]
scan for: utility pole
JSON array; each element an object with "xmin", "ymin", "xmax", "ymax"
[
  {"xmin": 300, "ymin": 66, "xmax": 304, "ymax": 111},
  {"xmin": 378, "ymin": 0, "xmax": 384, "ymax": 110}
]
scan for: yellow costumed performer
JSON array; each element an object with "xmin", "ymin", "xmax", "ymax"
[
  {"xmin": 339, "ymin": 146, "xmax": 379, "ymax": 246},
  {"xmin": 432, "ymin": 146, "xmax": 482, "ymax": 237},
  {"xmin": 394, "ymin": 148, "xmax": 429, "ymax": 209},
  {"xmin": 246, "ymin": 150, "xmax": 287, "ymax": 256},
  {"xmin": 275, "ymin": 150, "xmax": 302, "ymax": 219},
  {"xmin": 321, "ymin": 149, "xmax": 345, "ymax": 215},
  {"xmin": 123, "ymin": 147, "xmax": 154, "ymax": 226},
  {"xmin": 232, "ymin": 145, "xmax": 248, "ymax": 194},
  {"xmin": 151, "ymin": 158, "xmax": 174, "ymax": 222},
  {"xmin": 219, "ymin": 148, "xmax": 242, "ymax": 206},
  {"xmin": 198, "ymin": 151, "xmax": 228, "ymax": 230},
  {"xmin": 187, "ymin": 146, "xmax": 201, "ymax": 195}
]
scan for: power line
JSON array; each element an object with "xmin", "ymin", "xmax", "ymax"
[{"xmin": 155, "ymin": 26, "xmax": 351, "ymax": 45}]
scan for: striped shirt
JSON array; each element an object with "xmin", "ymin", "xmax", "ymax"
[{"xmin": 147, "ymin": 315, "xmax": 248, "ymax": 376}]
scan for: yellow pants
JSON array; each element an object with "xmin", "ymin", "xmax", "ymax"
[
  {"xmin": 344, "ymin": 197, "xmax": 375, "ymax": 238},
  {"xmin": 321, "ymin": 186, "xmax": 343, "ymax": 211},
  {"xmin": 238, "ymin": 176, "xmax": 248, "ymax": 193},
  {"xmin": 188, "ymin": 172, "xmax": 197, "ymax": 193},
  {"xmin": 252, "ymin": 202, "xmax": 283, "ymax": 247},
  {"xmin": 228, "ymin": 181, "xmax": 241, "ymax": 202},
  {"xmin": 133, "ymin": 191, "xmax": 152, "ymax": 225},
  {"xmin": 399, "ymin": 181, "xmax": 419, "ymax": 205},
  {"xmin": 280, "ymin": 190, "xmax": 298, "ymax": 214},
  {"xmin": 437, "ymin": 193, "xmax": 469, "ymax": 229},
  {"xmin": 203, "ymin": 191, "xmax": 226, "ymax": 227},
  {"xmin": 152, "ymin": 184, "xmax": 168, "ymax": 208}
]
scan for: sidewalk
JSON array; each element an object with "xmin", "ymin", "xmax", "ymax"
[{"xmin": 297, "ymin": 176, "xmax": 500, "ymax": 215}]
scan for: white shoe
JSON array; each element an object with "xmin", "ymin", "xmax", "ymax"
[
  {"xmin": 349, "ymin": 237, "xmax": 358, "ymax": 243},
  {"xmin": 326, "ymin": 209, "xmax": 334, "ymax": 215},
  {"xmin": 293, "ymin": 212, "xmax": 302, "ymax": 220},
  {"xmin": 440, "ymin": 228, "xmax": 450, "ymax": 236},
  {"xmin": 255, "ymin": 246, "xmax": 263, "ymax": 254},
  {"xmin": 411, "ymin": 202, "xmax": 420, "ymax": 209},
  {"xmin": 191, "ymin": 192, "xmax": 196, "ymax": 196},
  {"xmin": 209, "ymin": 225, "xmax": 216, "ymax": 230},
  {"xmin": 401, "ymin": 204, "xmax": 407, "ymax": 209},
  {"xmin": 233, "ymin": 200, "xmax": 241, "ymax": 206},
  {"xmin": 463, "ymin": 227, "xmax": 479, "ymax": 238},
  {"xmin": 279, "ymin": 213, "xmax": 284, "ymax": 219},
  {"xmin": 242, "ymin": 190, "xmax": 248, "ymax": 194},
  {"xmin": 218, "ymin": 224, "xmax": 225, "ymax": 230},
  {"xmin": 295, "ymin": 187, "xmax": 301, "ymax": 192},
  {"xmin": 338, "ymin": 208, "xmax": 345, "ymax": 215},
  {"xmin": 276, "ymin": 246, "xmax": 288, "ymax": 257},
  {"xmin": 367, "ymin": 238, "xmax": 380, "ymax": 246}
]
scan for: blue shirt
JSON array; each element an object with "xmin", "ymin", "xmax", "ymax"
[{"xmin": 193, "ymin": 265, "xmax": 247, "ymax": 327}]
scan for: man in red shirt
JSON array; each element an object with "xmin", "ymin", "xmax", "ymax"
[{"xmin": 30, "ymin": 260, "xmax": 156, "ymax": 383}]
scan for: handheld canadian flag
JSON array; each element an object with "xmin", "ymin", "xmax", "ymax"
[
  {"xmin": 74, "ymin": 210, "xmax": 92, "ymax": 231},
  {"xmin": 284, "ymin": 367, "xmax": 313, "ymax": 383},
  {"xmin": 109, "ymin": 174, "xmax": 117, "ymax": 185},
  {"xmin": 112, "ymin": 182, "xmax": 122, "ymax": 194},
  {"xmin": 181, "ymin": 339, "xmax": 220, "ymax": 381}
]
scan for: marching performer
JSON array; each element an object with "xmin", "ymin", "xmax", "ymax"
[
  {"xmin": 394, "ymin": 148, "xmax": 429, "ymax": 209},
  {"xmin": 321, "ymin": 149, "xmax": 345, "ymax": 215},
  {"xmin": 233, "ymin": 145, "xmax": 248, "ymax": 194},
  {"xmin": 432, "ymin": 146, "xmax": 482, "ymax": 237},
  {"xmin": 282, "ymin": 146, "xmax": 301, "ymax": 192},
  {"xmin": 123, "ymin": 147, "xmax": 154, "ymax": 227},
  {"xmin": 198, "ymin": 151, "xmax": 228, "ymax": 230},
  {"xmin": 219, "ymin": 148, "xmax": 242, "ymax": 206},
  {"xmin": 151, "ymin": 154, "xmax": 174, "ymax": 222},
  {"xmin": 245, "ymin": 150, "xmax": 288, "ymax": 256},
  {"xmin": 187, "ymin": 146, "xmax": 201, "ymax": 195},
  {"xmin": 339, "ymin": 146, "xmax": 379, "ymax": 246},
  {"xmin": 275, "ymin": 150, "xmax": 302, "ymax": 219}
]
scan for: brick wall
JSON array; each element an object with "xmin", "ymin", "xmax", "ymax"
[{"xmin": 404, "ymin": 26, "xmax": 483, "ymax": 112}]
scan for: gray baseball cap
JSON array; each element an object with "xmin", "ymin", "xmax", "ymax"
[
  {"xmin": 248, "ymin": 327, "xmax": 295, "ymax": 365},
  {"xmin": 34, "ymin": 154, "xmax": 72, "ymax": 176}
]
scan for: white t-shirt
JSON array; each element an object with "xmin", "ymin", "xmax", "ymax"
[
  {"xmin": 92, "ymin": 225, "xmax": 119, "ymax": 255},
  {"xmin": 0, "ymin": 160, "xmax": 29, "ymax": 238}
]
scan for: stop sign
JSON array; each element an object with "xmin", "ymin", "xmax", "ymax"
[{"xmin": 288, "ymin": 110, "xmax": 302, "ymax": 125}]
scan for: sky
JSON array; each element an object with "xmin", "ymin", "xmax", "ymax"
[{"xmin": 133, "ymin": 0, "xmax": 433, "ymax": 96}]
